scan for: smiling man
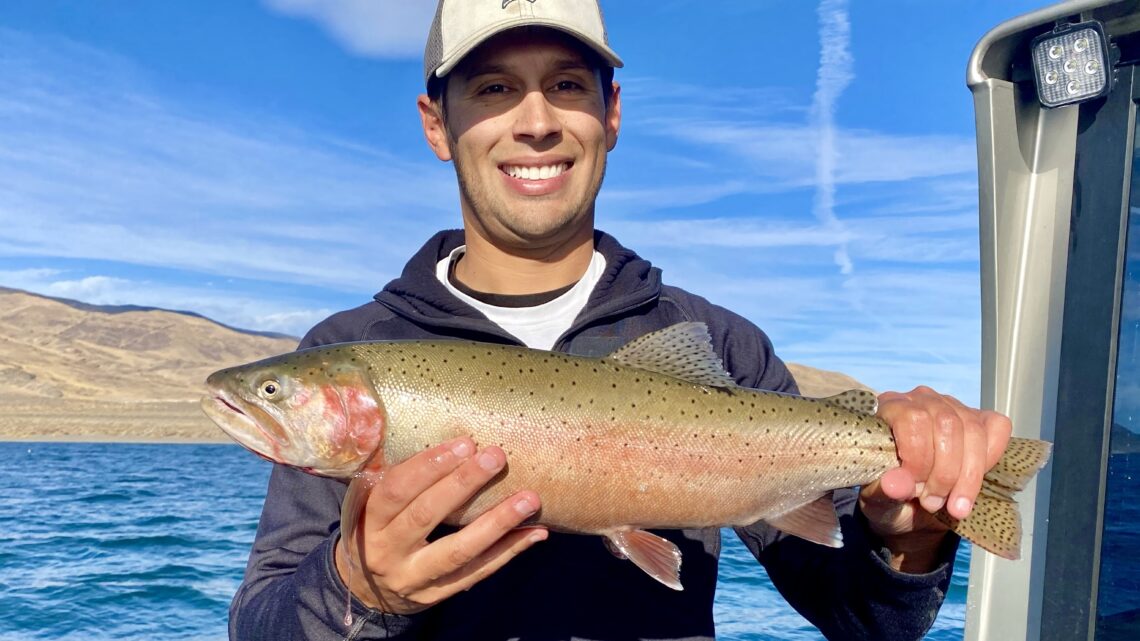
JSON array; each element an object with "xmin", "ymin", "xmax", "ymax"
[{"xmin": 229, "ymin": 2, "xmax": 1012, "ymax": 640}]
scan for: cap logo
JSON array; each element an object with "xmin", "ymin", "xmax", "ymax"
[{"xmin": 502, "ymin": 0, "xmax": 537, "ymax": 8}]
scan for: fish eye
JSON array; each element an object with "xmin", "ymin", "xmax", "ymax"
[{"xmin": 260, "ymin": 380, "xmax": 280, "ymax": 397}]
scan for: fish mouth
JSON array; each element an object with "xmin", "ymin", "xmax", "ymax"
[{"xmin": 199, "ymin": 392, "xmax": 290, "ymax": 462}]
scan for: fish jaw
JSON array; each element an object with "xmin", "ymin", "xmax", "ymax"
[{"xmin": 200, "ymin": 392, "xmax": 290, "ymax": 464}]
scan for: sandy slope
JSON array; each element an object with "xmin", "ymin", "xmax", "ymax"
[
  {"xmin": 0, "ymin": 287, "xmax": 870, "ymax": 442},
  {"xmin": 0, "ymin": 288, "xmax": 296, "ymax": 442}
]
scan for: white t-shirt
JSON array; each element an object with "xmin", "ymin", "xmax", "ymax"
[{"xmin": 435, "ymin": 246, "xmax": 607, "ymax": 350}]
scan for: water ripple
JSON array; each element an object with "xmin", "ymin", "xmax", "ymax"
[{"xmin": 0, "ymin": 442, "xmax": 978, "ymax": 641}]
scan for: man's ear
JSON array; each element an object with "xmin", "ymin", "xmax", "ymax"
[
  {"xmin": 605, "ymin": 82, "xmax": 622, "ymax": 152},
  {"xmin": 418, "ymin": 94, "xmax": 452, "ymax": 162}
]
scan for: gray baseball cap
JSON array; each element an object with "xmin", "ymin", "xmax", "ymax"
[{"xmin": 424, "ymin": 0, "xmax": 624, "ymax": 88}]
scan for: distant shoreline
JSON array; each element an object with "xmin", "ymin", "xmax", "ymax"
[
  {"xmin": 0, "ymin": 398, "xmax": 231, "ymax": 443},
  {"xmin": 1, "ymin": 435, "xmax": 233, "ymax": 444}
]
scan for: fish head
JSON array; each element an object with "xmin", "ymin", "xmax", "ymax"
[{"xmin": 200, "ymin": 347, "xmax": 385, "ymax": 478}]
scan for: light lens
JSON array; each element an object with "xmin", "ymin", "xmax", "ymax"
[{"xmin": 1032, "ymin": 24, "xmax": 1109, "ymax": 108}]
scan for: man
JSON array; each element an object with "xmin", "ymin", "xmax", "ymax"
[{"xmin": 230, "ymin": 2, "xmax": 1012, "ymax": 639}]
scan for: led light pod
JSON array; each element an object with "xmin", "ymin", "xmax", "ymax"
[{"xmin": 1031, "ymin": 21, "xmax": 1111, "ymax": 108}]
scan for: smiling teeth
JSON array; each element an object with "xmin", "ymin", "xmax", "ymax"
[{"xmin": 504, "ymin": 163, "xmax": 569, "ymax": 180}]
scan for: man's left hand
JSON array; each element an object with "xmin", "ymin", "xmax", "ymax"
[{"xmin": 858, "ymin": 386, "xmax": 1013, "ymax": 573}]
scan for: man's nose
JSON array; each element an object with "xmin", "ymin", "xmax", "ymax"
[{"xmin": 512, "ymin": 90, "xmax": 561, "ymax": 142}]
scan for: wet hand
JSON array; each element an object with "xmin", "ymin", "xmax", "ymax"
[
  {"xmin": 334, "ymin": 437, "xmax": 547, "ymax": 614},
  {"xmin": 858, "ymin": 386, "xmax": 1012, "ymax": 571}
]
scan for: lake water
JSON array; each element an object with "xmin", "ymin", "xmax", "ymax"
[{"xmin": 0, "ymin": 442, "xmax": 971, "ymax": 640}]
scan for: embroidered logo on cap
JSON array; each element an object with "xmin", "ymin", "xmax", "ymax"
[{"xmin": 502, "ymin": 0, "xmax": 538, "ymax": 9}]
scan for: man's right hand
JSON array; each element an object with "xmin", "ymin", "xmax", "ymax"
[{"xmin": 334, "ymin": 437, "xmax": 547, "ymax": 614}]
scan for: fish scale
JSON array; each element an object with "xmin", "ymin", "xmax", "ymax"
[
  {"xmin": 202, "ymin": 322, "xmax": 1053, "ymax": 591},
  {"xmin": 356, "ymin": 339, "xmax": 895, "ymax": 532}
]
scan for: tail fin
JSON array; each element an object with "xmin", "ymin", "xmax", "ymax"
[{"xmin": 936, "ymin": 437, "xmax": 1053, "ymax": 559}]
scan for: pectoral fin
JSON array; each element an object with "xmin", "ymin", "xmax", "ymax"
[
  {"xmin": 766, "ymin": 492, "xmax": 844, "ymax": 548},
  {"xmin": 341, "ymin": 472, "xmax": 382, "ymax": 553},
  {"xmin": 605, "ymin": 529, "xmax": 684, "ymax": 591},
  {"xmin": 338, "ymin": 472, "xmax": 383, "ymax": 627}
]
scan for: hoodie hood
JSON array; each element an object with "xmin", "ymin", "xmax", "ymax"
[{"xmin": 373, "ymin": 229, "xmax": 662, "ymax": 345}]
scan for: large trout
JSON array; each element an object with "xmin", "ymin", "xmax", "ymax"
[{"xmin": 201, "ymin": 322, "xmax": 1051, "ymax": 591}]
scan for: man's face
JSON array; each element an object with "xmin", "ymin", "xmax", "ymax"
[{"xmin": 419, "ymin": 29, "xmax": 621, "ymax": 252}]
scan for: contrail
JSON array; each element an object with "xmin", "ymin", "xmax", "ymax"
[
  {"xmin": 812, "ymin": 0, "xmax": 854, "ymax": 275},
  {"xmin": 809, "ymin": 1, "xmax": 947, "ymax": 367}
]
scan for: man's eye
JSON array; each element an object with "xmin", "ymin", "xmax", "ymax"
[
  {"xmin": 479, "ymin": 84, "xmax": 509, "ymax": 95},
  {"xmin": 553, "ymin": 81, "xmax": 584, "ymax": 92}
]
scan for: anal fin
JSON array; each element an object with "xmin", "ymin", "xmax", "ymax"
[
  {"xmin": 606, "ymin": 529, "xmax": 684, "ymax": 591},
  {"xmin": 766, "ymin": 492, "xmax": 844, "ymax": 548}
]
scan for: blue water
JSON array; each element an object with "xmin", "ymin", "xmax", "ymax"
[{"xmin": 0, "ymin": 442, "xmax": 970, "ymax": 641}]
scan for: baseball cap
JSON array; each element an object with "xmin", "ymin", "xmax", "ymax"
[{"xmin": 424, "ymin": 0, "xmax": 624, "ymax": 88}]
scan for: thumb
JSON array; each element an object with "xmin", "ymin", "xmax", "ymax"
[{"xmin": 875, "ymin": 467, "xmax": 917, "ymax": 502}]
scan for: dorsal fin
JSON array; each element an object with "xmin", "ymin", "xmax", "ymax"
[
  {"xmin": 606, "ymin": 322, "xmax": 737, "ymax": 389},
  {"xmin": 819, "ymin": 389, "xmax": 878, "ymax": 415}
]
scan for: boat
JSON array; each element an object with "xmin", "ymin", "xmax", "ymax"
[{"xmin": 967, "ymin": 1, "xmax": 1140, "ymax": 639}]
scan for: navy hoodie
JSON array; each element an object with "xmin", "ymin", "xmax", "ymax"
[{"xmin": 229, "ymin": 230, "xmax": 957, "ymax": 641}]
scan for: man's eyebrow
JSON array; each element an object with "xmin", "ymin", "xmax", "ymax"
[
  {"xmin": 460, "ymin": 57, "xmax": 593, "ymax": 80},
  {"xmin": 461, "ymin": 62, "xmax": 510, "ymax": 79},
  {"xmin": 549, "ymin": 58, "xmax": 593, "ymax": 73}
]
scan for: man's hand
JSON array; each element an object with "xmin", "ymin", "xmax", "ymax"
[
  {"xmin": 859, "ymin": 386, "xmax": 1012, "ymax": 573},
  {"xmin": 334, "ymin": 437, "xmax": 547, "ymax": 614}
]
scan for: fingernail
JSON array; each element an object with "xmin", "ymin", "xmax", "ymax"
[
  {"xmin": 921, "ymin": 495, "xmax": 946, "ymax": 512},
  {"xmin": 528, "ymin": 530, "xmax": 547, "ymax": 544},
  {"xmin": 478, "ymin": 450, "xmax": 501, "ymax": 471},
  {"xmin": 450, "ymin": 439, "xmax": 472, "ymax": 458},
  {"xmin": 514, "ymin": 496, "xmax": 536, "ymax": 515},
  {"xmin": 954, "ymin": 497, "xmax": 972, "ymax": 516}
]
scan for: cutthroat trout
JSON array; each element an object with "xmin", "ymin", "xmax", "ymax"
[{"xmin": 201, "ymin": 322, "xmax": 1051, "ymax": 590}]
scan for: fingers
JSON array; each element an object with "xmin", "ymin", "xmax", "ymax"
[
  {"xmin": 412, "ymin": 526, "xmax": 549, "ymax": 605},
  {"xmin": 412, "ymin": 490, "xmax": 542, "ymax": 583},
  {"xmin": 879, "ymin": 389, "xmax": 935, "ymax": 483},
  {"xmin": 394, "ymin": 446, "xmax": 510, "ymax": 542},
  {"xmin": 366, "ymin": 437, "xmax": 477, "ymax": 526},
  {"xmin": 920, "ymin": 404, "xmax": 964, "ymax": 513},
  {"xmin": 337, "ymin": 438, "xmax": 546, "ymax": 614},
  {"xmin": 981, "ymin": 410, "xmax": 1014, "ymax": 469},
  {"xmin": 878, "ymin": 387, "xmax": 1014, "ymax": 520},
  {"xmin": 947, "ymin": 415, "xmax": 987, "ymax": 519},
  {"xmin": 874, "ymin": 467, "xmax": 916, "ymax": 502}
]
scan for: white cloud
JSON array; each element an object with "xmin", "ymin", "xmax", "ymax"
[
  {"xmin": 0, "ymin": 268, "xmax": 63, "ymax": 284},
  {"xmin": 39, "ymin": 276, "xmax": 135, "ymax": 301},
  {"xmin": 0, "ymin": 28, "xmax": 458, "ymax": 293},
  {"xmin": 607, "ymin": 217, "xmax": 853, "ymax": 249},
  {"xmin": 261, "ymin": 0, "xmax": 435, "ymax": 57},
  {"xmin": 648, "ymin": 121, "xmax": 976, "ymax": 187},
  {"xmin": 0, "ymin": 267, "xmax": 326, "ymax": 337}
]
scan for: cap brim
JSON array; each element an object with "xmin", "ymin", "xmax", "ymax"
[{"xmin": 433, "ymin": 19, "xmax": 623, "ymax": 81}]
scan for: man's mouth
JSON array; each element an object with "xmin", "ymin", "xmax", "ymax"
[{"xmin": 501, "ymin": 162, "xmax": 572, "ymax": 181}]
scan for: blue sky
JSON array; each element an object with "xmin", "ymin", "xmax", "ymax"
[{"xmin": 0, "ymin": 0, "xmax": 1049, "ymax": 405}]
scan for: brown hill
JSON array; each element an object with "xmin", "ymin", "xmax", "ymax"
[
  {"xmin": 0, "ymin": 287, "xmax": 297, "ymax": 441},
  {"xmin": 786, "ymin": 362, "xmax": 874, "ymax": 398},
  {"xmin": 0, "ymin": 287, "xmax": 872, "ymax": 442}
]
